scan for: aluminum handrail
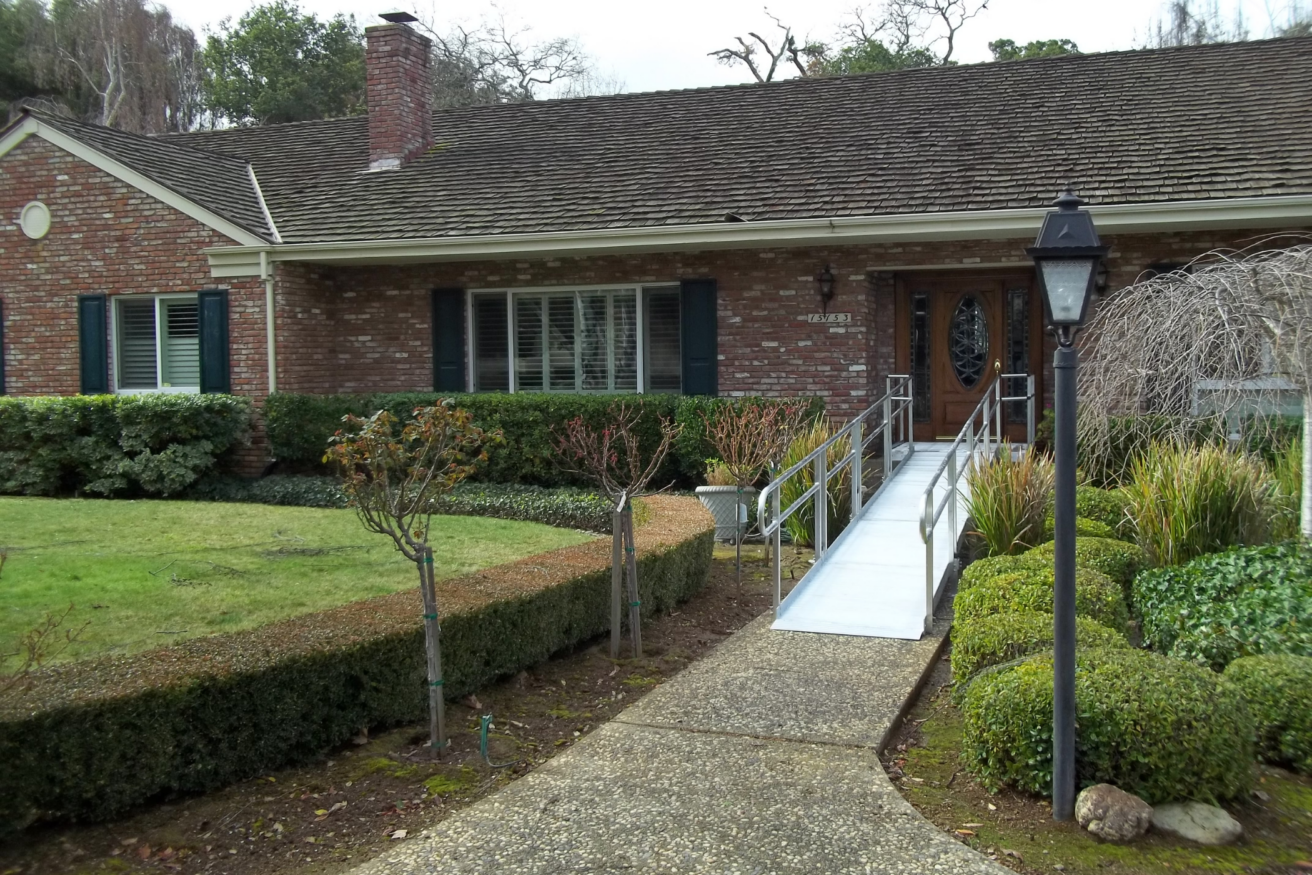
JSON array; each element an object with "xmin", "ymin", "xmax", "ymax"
[
  {"xmin": 758, "ymin": 374, "xmax": 915, "ymax": 613},
  {"xmin": 916, "ymin": 373, "xmax": 1036, "ymax": 633}
]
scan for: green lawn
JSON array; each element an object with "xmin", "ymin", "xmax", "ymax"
[{"xmin": 0, "ymin": 497, "xmax": 594, "ymax": 668}]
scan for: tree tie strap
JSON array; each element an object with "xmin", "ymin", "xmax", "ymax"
[
  {"xmin": 423, "ymin": 613, "xmax": 438, "ymax": 620},
  {"xmin": 630, "ymin": 600, "xmax": 641, "ymax": 607},
  {"xmin": 424, "ymin": 555, "xmax": 434, "ymax": 564},
  {"xmin": 430, "ymin": 679, "xmax": 444, "ymax": 688},
  {"xmin": 479, "ymin": 714, "xmax": 516, "ymax": 768}
]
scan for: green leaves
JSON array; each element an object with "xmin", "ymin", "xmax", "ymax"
[
  {"xmin": 1224, "ymin": 654, "xmax": 1312, "ymax": 774},
  {"xmin": 965, "ymin": 445, "xmax": 1054, "ymax": 557}
]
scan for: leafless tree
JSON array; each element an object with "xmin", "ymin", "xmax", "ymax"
[
  {"xmin": 1078, "ymin": 240, "xmax": 1312, "ymax": 538},
  {"xmin": 1146, "ymin": 0, "xmax": 1249, "ymax": 45},
  {"xmin": 708, "ymin": 8, "xmax": 824, "ymax": 83},
  {"xmin": 877, "ymin": 0, "xmax": 990, "ymax": 63}
]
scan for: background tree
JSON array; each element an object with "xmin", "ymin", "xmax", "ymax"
[
  {"xmin": 988, "ymin": 37, "xmax": 1079, "ymax": 61},
  {"xmin": 1145, "ymin": 0, "xmax": 1248, "ymax": 45},
  {"xmin": 553, "ymin": 402, "xmax": 680, "ymax": 659},
  {"xmin": 0, "ymin": 0, "xmax": 48, "ymax": 119},
  {"xmin": 708, "ymin": 8, "xmax": 824, "ymax": 83},
  {"xmin": 199, "ymin": 0, "xmax": 364, "ymax": 126},
  {"xmin": 325, "ymin": 403, "xmax": 501, "ymax": 752}
]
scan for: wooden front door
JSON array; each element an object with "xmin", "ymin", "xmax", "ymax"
[{"xmin": 895, "ymin": 272, "xmax": 1041, "ymax": 442}]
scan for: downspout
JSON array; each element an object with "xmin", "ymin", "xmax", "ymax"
[{"xmin": 261, "ymin": 250, "xmax": 277, "ymax": 394}]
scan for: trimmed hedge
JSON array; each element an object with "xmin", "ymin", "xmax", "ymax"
[
  {"xmin": 188, "ymin": 476, "xmax": 616, "ymax": 533},
  {"xmin": 954, "ymin": 567, "xmax": 1129, "ymax": 634},
  {"xmin": 1075, "ymin": 486, "xmax": 1132, "ymax": 534},
  {"xmin": 0, "ymin": 495, "xmax": 713, "ymax": 831},
  {"xmin": 1026, "ymin": 537, "xmax": 1149, "ymax": 594},
  {"xmin": 1133, "ymin": 542, "xmax": 1312, "ymax": 670},
  {"xmin": 959, "ymin": 554, "xmax": 1031, "ymax": 591},
  {"xmin": 1224, "ymin": 654, "xmax": 1312, "ymax": 774},
  {"xmin": 0, "ymin": 395, "xmax": 252, "ymax": 497},
  {"xmin": 961, "ymin": 648, "xmax": 1254, "ymax": 804},
  {"xmin": 951, "ymin": 611, "xmax": 1129, "ymax": 689},
  {"xmin": 264, "ymin": 392, "xmax": 823, "ymax": 488},
  {"xmin": 1040, "ymin": 515, "xmax": 1116, "ymax": 543}
]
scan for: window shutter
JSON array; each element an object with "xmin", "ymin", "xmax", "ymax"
[
  {"xmin": 78, "ymin": 294, "xmax": 109, "ymax": 394},
  {"xmin": 431, "ymin": 288, "xmax": 466, "ymax": 392},
  {"xmin": 679, "ymin": 279, "xmax": 718, "ymax": 396},
  {"xmin": 197, "ymin": 290, "xmax": 230, "ymax": 394}
]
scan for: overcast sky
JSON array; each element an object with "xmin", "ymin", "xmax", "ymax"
[{"xmin": 162, "ymin": 0, "xmax": 1297, "ymax": 94}]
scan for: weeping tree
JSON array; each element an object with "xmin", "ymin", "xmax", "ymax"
[
  {"xmin": 701, "ymin": 400, "xmax": 810, "ymax": 579},
  {"xmin": 1078, "ymin": 241, "xmax": 1312, "ymax": 539},
  {"xmin": 325, "ymin": 403, "xmax": 501, "ymax": 752},
  {"xmin": 553, "ymin": 402, "xmax": 680, "ymax": 659}
]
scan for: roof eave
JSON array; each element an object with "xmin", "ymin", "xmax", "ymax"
[{"xmin": 202, "ymin": 192, "xmax": 1312, "ymax": 277}]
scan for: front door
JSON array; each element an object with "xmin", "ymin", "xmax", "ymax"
[{"xmin": 895, "ymin": 272, "xmax": 1040, "ymax": 442}]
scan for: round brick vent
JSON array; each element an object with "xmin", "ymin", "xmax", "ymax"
[{"xmin": 20, "ymin": 201, "xmax": 51, "ymax": 239}]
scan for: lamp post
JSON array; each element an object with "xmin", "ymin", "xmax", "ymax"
[{"xmin": 1026, "ymin": 190, "xmax": 1108, "ymax": 822}]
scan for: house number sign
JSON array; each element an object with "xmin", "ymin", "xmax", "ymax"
[{"xmin": 807, "ymin": 312, "xmax": 852, "ymax": 324}]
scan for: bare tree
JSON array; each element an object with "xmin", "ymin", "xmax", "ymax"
[
  {"xmin": 709, "ymin": 8, "xmax": 824, "ymax": 83},
  {"xmin": 1146, "ymin": 0, "xmax": 1249, "ymax": 45},
  {"xmin": 879, "ymin": 0, "xmax": 990, "ymax": 63},
  {"xmin": 1078, "ymin": 241, "xmax": 1312, "ymax": 538}
]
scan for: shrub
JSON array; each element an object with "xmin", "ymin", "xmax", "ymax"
[
  {"xmin": 965, "ymin": 445, "xmax": 1054, "ymax": 556},
  {"xmin": 1077, "ymin": 414, "xmax": 1222, "ymax": 487},
  {"xmin": 1074, "ymin": 486, "xmax": 1132, "ymax": 534},
  {"xmin": 1123, "ymin": 442, "xmax": 1276, "ymax": 567},
  {"xmin": 0, "ymin": 395, "xmax": 252, "ymax": 497},
  {"xmin": 1040, "ymin": 515, "xmax": 1116, "ymax": 542},
  {"xmin": 961, "ymin": 648, "xmax": 1254, "ymax": 804},
  {"xmin": 959, "ymin": 554, "xmax": 1032, "ymax": 591},
  {"xmin": 1025, "ymin": 537, "xmax": 1148, "ymax": 594},
  {"xmin": 953, "ymin": 567, "xmax": 1129, "ymax": 634},
  {"xmin": 264, "ymin": 392, "xmax": 823, "ymax": 488},
  {"xmin": 1270, "ymin": 437, "xmax": 1303, "ymax": 542},
  {"xmin": 0, "ymin": 495, "xmax": 713, "ymax": 831},
  {"xmin": 1224, "ymin": 654, "xmax": 1312, "ymax": 774},
  {"xmin": 1133, "ymin": 542, "xmax": 1312, "ymax": 670},
  {"xmin": 951, "ymin": 611, "xmax": 1128, "ymax": 688},
  {"xmin": 778, "ymin": 419, "xmax": 850, "ymax": 548}
]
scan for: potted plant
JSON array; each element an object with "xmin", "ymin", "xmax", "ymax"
[{"xmin": 695, "ymin": 458, "xmax": 754, "ymax": 542}]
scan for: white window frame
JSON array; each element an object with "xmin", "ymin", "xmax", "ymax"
[
  {"xmin": 110, "ymin": 293, "xmax": 201, "ymax": 395},
  {"xmin": 467, "ymin": 283, "xmax": 681, "ymax": 394}
]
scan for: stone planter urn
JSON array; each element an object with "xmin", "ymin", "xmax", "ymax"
[{"xmin": 695, "ymin": 485, "xmax": 758, "ymax": 542}]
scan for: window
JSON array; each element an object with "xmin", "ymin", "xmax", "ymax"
[
  {"xmin": 472, "ymin": 286, "xmax": 682, "ymax": 393},
  {"xmin": 114, "ymin": 296, "xmax": 200, "ymax": 392}
]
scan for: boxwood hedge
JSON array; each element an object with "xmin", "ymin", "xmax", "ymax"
[
  {"xmin": 0, "ymin": 395, "xmax": 252, "ymax": 497},
  {"xmin": 1040, "ymin": 515, "xmax": 1116, "ymax": 543},
  {"xmin": 951, "ymin": 611, "xmax": 1128, "ymax": 689},
  {"xmin": 0, "ymin": 496, "xmax": 713, "ymax": 832},
  {"xmin": 1026, "ymin": 537, "xmax": 1149, "ymax": 594},
  {"xmin": 1224, "ymin": 654, "xmax": 1312, "ymax": 774},
  {"xmin": 1074, "ymin": 486, "xmax": 1132, "ymax": 534},
  {"xmin": 954, "ymin": 567, "xmax": 1129, "ymax": 634},
  {"xmin": 961, "ymin": 648, "xmax": 1254, "ymax": 804},
  {"xmin": 264, "ymin": 392, "xmax": 823, "ymax": 488}
]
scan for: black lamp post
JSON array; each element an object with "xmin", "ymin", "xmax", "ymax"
[{"xmin": 1026, "ymin": 190, "xmax": 1108, "ymax": 822}]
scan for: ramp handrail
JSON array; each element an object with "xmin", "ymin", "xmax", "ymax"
[
  {"xmin": 917, "ymin": 373, "xmax": 1036, "ymax": 633},
  {"xmin": 758, "ymin": 375, "xmax": 915, "ymax": 614}
]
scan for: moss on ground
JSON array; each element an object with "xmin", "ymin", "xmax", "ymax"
[{"xmin": 894, "ymin": 679, "xmax": 1312, "ymax": 875}]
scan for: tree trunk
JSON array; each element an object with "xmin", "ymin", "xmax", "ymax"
[
  {"xmin": 418, "ymin": 546, "xmax": 447, "ymax": 752},
  {"xmin": 1303, "ymin": 393, "xmax": 1311, "ymax": 540},
  {"xmin": 610, "ymin": 506, "xmax": 623, "ymax": 659}
]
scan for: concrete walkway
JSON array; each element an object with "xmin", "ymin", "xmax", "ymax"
[{"xmin": 351, "ymin": 600, "xmax": 1011, "ymax": 875}]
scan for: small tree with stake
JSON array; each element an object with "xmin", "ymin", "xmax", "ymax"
[
  {"xmin": 325, "ymin": 403, "xmax": 501, "ymax": 752},
  {"xmin": 702, "ymin": 400, "xmax": 810, "ymax": 580},
  {"xmin": 553, "ymin": 402, "xmax": 680, "ymax": 659}
]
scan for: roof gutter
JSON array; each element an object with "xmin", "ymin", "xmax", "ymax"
[{"xmin": 205, "ymin": 194, "xmax": 1312, "ymax": 277}]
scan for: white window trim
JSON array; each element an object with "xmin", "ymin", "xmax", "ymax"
[
  {"xmin": 110, "ymin": 293, "xmax": 202, "ymax": 395},
  {"xmin": 468, "ymin": 283, "xmax": 679, "ymax": 394}
]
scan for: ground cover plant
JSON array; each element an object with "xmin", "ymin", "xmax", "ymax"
[
  {"xmin": 0, "ymin": 497, "xmax": 590, "ymax": 668},
  {"xmin": 1133, "ymin": 541, "xmax": 1312, "ymax": 670}
]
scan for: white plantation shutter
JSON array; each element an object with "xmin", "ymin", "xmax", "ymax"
[
  {"xmin": 644, "ymin": 289, "xmax": 681, "ymax": 392},
  {"xmin": 117, "ymin": 298, "xmax": 158, "ymax": 389},
  {"xmin": 162, "ymin": 300, "xmax": 200, "ymax": 388}
]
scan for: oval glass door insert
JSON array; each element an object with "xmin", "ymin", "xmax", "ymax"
[{"xmin": 949, "ymin": 296, "xmax": 989, "ymax": 389}]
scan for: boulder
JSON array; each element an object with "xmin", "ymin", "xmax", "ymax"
[
  {"xmin": 1075, "ymin": 784, "xmax": 1153, "ymax": 842},
  {"xmin": 1151, "ymin": 802, "xmax": 1244, "ymax": 845}
]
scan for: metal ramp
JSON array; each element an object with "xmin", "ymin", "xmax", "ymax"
[
  {"xmin": 771, "ymin": 443, "xmax": 968, "ymax": 640},
  {"xmin": 758, "ymin": 374, "xmax": 1035, "ymax": 641}
]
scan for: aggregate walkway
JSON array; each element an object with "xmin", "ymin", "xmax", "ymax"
[
  {"xmin": 352, "ymin": 600, "xmax": 1011, "ymax": 875},
  {"xmin": 773, "ymin": 443, "xmax": 970, "ymax": 640}
]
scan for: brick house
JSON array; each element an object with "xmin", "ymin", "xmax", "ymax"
[{"xmin": 1, "ymin": 25, "xmax": 1310, "ymax": 467}]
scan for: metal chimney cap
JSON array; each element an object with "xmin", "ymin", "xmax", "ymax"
[{"xmin": 379, "ymin": 10, "xmax": 418, "ymax": 23}]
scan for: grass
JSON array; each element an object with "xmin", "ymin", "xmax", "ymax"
[
  {"xmin": 965, "ymin": 444, "xmax": 1054, "ymax": 557},
  {"xmin": 895, "ymin": 672, "xmax": 1312, "ymax": 875},
  {"xmin": 0, "ymin": 497, "xmax": 594, "ymax": 668}
]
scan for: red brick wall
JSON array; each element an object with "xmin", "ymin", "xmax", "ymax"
[
  {"xmin": 364, "ymin": 23, "xmax": 432, "ymax": 170},
  {"xmin": 0, "ymin": 134, "xmax": 268, "ymax": 469}
]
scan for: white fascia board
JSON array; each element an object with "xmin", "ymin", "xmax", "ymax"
[
  {"xmin": 203, "ymin": 193, "xmax": 1312, "ymax": 277},
  {"xmin": 0, "ymin": 116, "xmax": 268, "ymax": 247}
]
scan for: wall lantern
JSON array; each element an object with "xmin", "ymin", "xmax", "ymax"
[
  {"xmin": 1025, "ymin": 190, "xmax": 1109, "ymax": 347},
  {"xmin": 816, "ymin": 265, "xmax": 836, "ymax": 310}
]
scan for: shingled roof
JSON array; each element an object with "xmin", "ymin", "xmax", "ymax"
[{"xmin": 17, "ymin": 37, "xmax": 1312, "ymax": 246}]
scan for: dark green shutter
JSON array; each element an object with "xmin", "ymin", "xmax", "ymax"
[
  {"xmin": 680, "ymin": 279, "xmax": 718, "ymax": 396},
  {"xmin": 78, "ymin": 294, "xmax": 109, "ymax": 394},
  {"xmin": 432, "ymin": 288, "xmax": 466, "ymax": 392},
  {"xmin": 197, "ymin": 289, "xmax": 230, "ymax": 394}
]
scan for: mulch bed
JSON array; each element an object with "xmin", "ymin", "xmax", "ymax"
[{"xmin": 0, "ymin": 543, "xmax": 807, "ymax": 875}]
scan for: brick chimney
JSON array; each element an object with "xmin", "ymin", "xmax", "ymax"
[{"xmin": 365, "ymin": 20, "xmax": 432, "ymax": 171}]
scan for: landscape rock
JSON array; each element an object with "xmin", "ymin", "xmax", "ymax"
[
  {"xmin": 1151, "ymin": 802, "xmax": 1244, "ymax": 845},
  {"xmin": 1075, "ymin": 783, "xmax": 1154, "ymax": 842}
]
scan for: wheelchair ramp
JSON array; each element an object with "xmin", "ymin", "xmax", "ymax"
[{"xmin": 771, "ymin": 443, "xmax": 969, "ymax": 640}]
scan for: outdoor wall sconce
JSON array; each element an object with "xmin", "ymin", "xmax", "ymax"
[{"xmin": 817, "ymin": 265, "xmax": 836, "ymax": 311}]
